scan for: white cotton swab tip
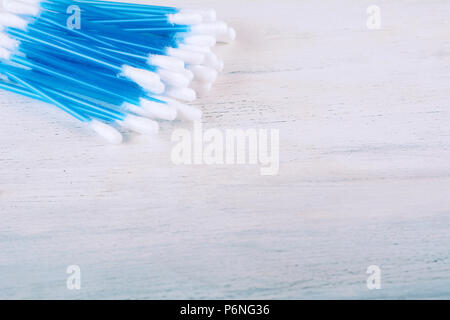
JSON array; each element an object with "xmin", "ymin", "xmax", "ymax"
[
  {"xmin": 190, "ymin": 21, "xmax": 228, "ymax": 36},
  {"xmin": 147, "ymin": 54, "xmax": 185, "ymax": 72},
  {"xmin": 159, "ymin": 96, "xmax": 202, "ymax": 121},
  {"xmin": 0, "ymin": 11, "xmax": 29, "ymax": 30},
  {"xmin": 0, "ymin": 32, "xmax": 19, "ymax": 50},
  {"xmin": 217, "ymin": 27, "xmax": 237, "ymax": 43},
  {"xmin": 166, "ymin": 87, "xmax": 197, "ymax": 102},
  {"xmin": 167, "ymin": 13, "xmax": 202, "ymax": 25},
  {"xmin": 183, "ymin": 35, "xmax": 216, "ymax": 47},
  {"xmin": 90, "ymin": 120, "xmax": 123, "ymax": 144},
  {"xmin": 12, "ymin": 0, "xmax": 40, "ymax": 4},
  {"xmin": 201, "ymin": 9, "xmax": 217, "ymax": 22},
  {"xmin": 0, "ymin": 46, "xmax": 11, "ymax": 60},
  {"xmin": 141, "ymin": 100, "xmax": 177, "ymax": 121},
  {"xmin": 188, "ymin": 65, "xmax": 218, "ymax": 83},
  {"xmin": 118, "ymin": 114, "xmax": 159, "ymax": 135},
  {"xmin": 134, "ymin": 98, "xmax": 178, "ymax": 121},
  {"xmin": 174, "ymin": 103, "xmax": 202, "ymax": 121},
  {"xmin": 180, "ymin": 8, "xmax": 217, "ymax": 23},
  {"xmin": 123, "ymin": 101, "xmax": 174, "ymax": 121},
  {"xmin": 179, "ymin": 68, "xmax": 194, "ymax": 81},
  {"xmin": 158, "ymin": 68, "xmax": 191, "ymax": 88},
  {"xmin": 203, "ymin": 52, "xmax": 224, "ymax": 72},
  {"xmin": 121, "ymin": 65, "xmax": 165, "ymax": 94},
  {"xmin": 190, "ymin": 80, "xmax": 212, "ymax": 98},
  {"xmin": 178, "ymin": 43, "xmax": 211, "ymax": 54},
  {"xmin": 167, "ymin": 47, "xmax": 205, "ymax": 65},
  {"xmin": 2, "ymin": 0, "xmax": 40, "ymax": 16}
]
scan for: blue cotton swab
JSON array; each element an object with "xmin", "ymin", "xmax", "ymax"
[
  {"xmin": 0, "ymin": 12, "xmax": 207, "ymax": 101},
  {"xmin": 1, "ymin": 4, "xmax": 230, "ymax": 84},
  {"xmin": 0, "ymin": 39, "xmax": 203, "ymax": 118},
  {"xmin": 0, "ymin": 12, "xmax": 171, "ymax": 93},
  {"xmin": 0, "ymin": 64, "xmax": 161, "ymax": 136},
  {"xmin": 2, "ymin": 0, "xmax": 225, "ymax": 91},
  {"xmin": 4, "ymin": 0, "xmax": 211, "ymax": 64},
  {"xmin": 0, "ymin": 0, "xmax": 236, "ymax": 142},
  {"xmin": 7, "ymin": 0, "xmax": 234, "ymax": 48},
  {"xmin": 6, "ymin": 0, "xmax": 230, "ymax": 77},
  {"xmin": 0, "ymin": 45, "xmax": 202, "ymax": 121},
  {"xmin": 82, "ymin": 4, "xmax": 234, "ymax": 44},
  {"xmin": 2, "ymin": 71, "xmax": 124, "ymax": 143}
]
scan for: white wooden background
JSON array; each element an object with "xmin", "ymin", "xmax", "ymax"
[{"xmin": 1, "ymin": 0, "xmax": 450, "ymax": 299}]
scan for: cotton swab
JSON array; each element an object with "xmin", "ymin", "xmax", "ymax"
[
  {"xmin": 0, "ymin": 0, "xmax": 236, "ymax": 143},
  {"xmin": 3, "ymin": 0, "xmax": 209, "ymax": 64},
  {"xmin": 0, "ymin": 12, "xmax": 196, "ymax": 90},
  {"xmin": 2, "ymin": 71, "xmax": 124, "ymax": 143},
  {"xmin": 0, "ymin": 14, "xmax": 167, "ymax": 88},
  {"xmin": 6, "ymin": 43, "xmax": 201, "ymax": 121},
  {"xmin": 1, "ymin": 2, "xmax": 229, "ymax": 91},
  {"xmin": 0, "ymin": 45, "xmax": 201, "ymax": 121},
  {"xmin": 0, "ymin": 11, "xmax": 205, "ymax": 101},
  {"xmin": 2, "ymin": 0, "xmax": 225, "ymax": 91},
  {"xmin": 0, "ymin": 63, "xmax": 160, "ymax": 136}
]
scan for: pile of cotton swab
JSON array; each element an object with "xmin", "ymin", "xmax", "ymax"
[{"xmin": 0, "ymin": 0, "xmax": 235, "ymax": 143}]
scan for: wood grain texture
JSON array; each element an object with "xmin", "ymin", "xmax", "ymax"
[{"xmin": 1, "ymin": 0, "xmax": 450, "ymax": 299}]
